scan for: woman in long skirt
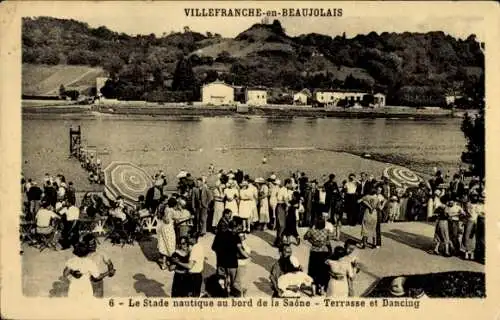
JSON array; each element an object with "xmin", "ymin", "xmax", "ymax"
[
  {"xmin": 304, "ymin": 218, "xmax": 332, "ymax": 295},
  {"xmin": 249, "ymin": 180, "xmax": 260, "ymax": 226},
  {"xmin": 157, "ymin": 198, "xmax": 177, "ymax": 270},
  {"xmin": 224, "ymin": 180, "xmax": 240, "ymax": 217},
  {"xmin": 256, "ymin": 178, "xmax": 270, "ymax": 229},
  {"xmin": 325, "ymin": 246, "xmax": 353, "ymax": 297},
  {"xmin": 283, "ymin": 191, "xmax": 301, "ymax": 245},
  {"xmin": 268, "ymin": 178, "xmax": 279, "ymax": 229},
  {"xmin": 358, "ymin": 190, "xmax": 379, "ymax": 249},
  {"xmin": 238, "ymin": 181, "xmax": 253, "ymax": 232},
  {"xmin": 212, "ymin": 183, "xmax": 226, "ymax": 230},
  {"xmin": 431, "ymin": 205, "xmax": 450, "ymax": 256},
  {"xmin": 463, "ymin": 195, "xmax": 483, "ymax": 260}
]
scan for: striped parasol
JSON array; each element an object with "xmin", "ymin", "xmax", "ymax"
[
  {"xmin": 103, "ymin": 161, "xmax": 153, "ymax": 208},
  {"xmin": 383, "ymin": 166, "xmax": 423, "ymax": 188}
]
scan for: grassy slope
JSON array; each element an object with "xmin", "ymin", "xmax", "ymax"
[{"xmin": 22, "ymin": 64, "xmax": 105, "ymax": 96}]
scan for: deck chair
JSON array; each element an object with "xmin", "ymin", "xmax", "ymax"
[
  {"xmin": 34, "ymin": 219, "xmax": 61, "ymax": 252},
  {"xmin": 141, "ymin": 216, "xmax": 159, "ymax": 234},
  {"xmin": 20, "ymin": 218, "xmax": 37, "ymax": 246},
  {"xmin": 106, "ymin": 217, "xmax": 134, "ymax": 247}
]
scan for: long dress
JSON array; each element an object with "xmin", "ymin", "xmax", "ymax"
[
  {"xmin": 325, "ymin": 258, "xmax": 353, "ymax": 297},
  {"xmin": 259, "ymin": 184, "xmax": 270, "ymax": 223},
  {"xmin": 463, "ymin": 203, "xmax": 483, "ymax": 252},
  {"xmin": 238, "ymin": 188, "xmax": 254, "ymax": 219},
  {"xmin": 157, "ymin": 207, "xmax": 176, "ymax": 257},
  {"xmin": 212, "ymin": 187, "xmax": 225, "ymax": 228},
  {"xmin": 269, "ymin": 184, "xmax": 279, "ymax": 222},
  {"xmin": 249, "ymin": 184, "xmax": 259, "ymax": 223},
  {"xmin": 65, "ymin": 256, "xmax": 100, "ymax": 299},
  {"xmin": 224, "ymin": 187, "xmax": 239, "ymax": 216},
  {"xmin": 360, "ymin": 195, "xmax": 379, "ymax": 241}
]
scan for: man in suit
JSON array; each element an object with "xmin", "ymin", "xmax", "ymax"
[
  {"xmin": 449, "ymin": 174, "xmax": 465, "ymax": 201},
  {"xmin": 199, "ymin": 177, "xmax": 213, "ymax": 236},
  {"xmin": 191, "ymin": 179, "xmax": 202, "ymax": 234},
  {"xmin": 323, "ymin": 174, "xmax": 339, "ymax": 222}
]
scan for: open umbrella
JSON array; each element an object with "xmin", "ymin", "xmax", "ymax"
[
  {"xmin": 103, "ymin": 161, "xmax": 153, "ymax": 208},
  {"xmin": 383, "ymin": 166, "xmax": 422, "ymax": 188}
]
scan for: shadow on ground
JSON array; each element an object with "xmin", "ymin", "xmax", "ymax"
[
  {"xmin": 137, "ymin": 237, "xmax": 160, "ymax": 263},
  {"xmin": 382, "ymin": 229, "xmax": 433, "ymax": 252},
  {"xmin": 253, "ymin": 277, "xmax": 273, "ymax": 296},
  {"xmin": 252, "ymin": 230, "xmax": 275, "ymax": 246},
  {"xmin": 250, "ymin": 251, "xmax": 275, "ymax": 273},
  {"xmin": 133, "ymin": 273, "xmax": 168, "ymax": 297},
  {"xmin": 49, "ymin": 276, "xmax": 69, "ymax": 297}
]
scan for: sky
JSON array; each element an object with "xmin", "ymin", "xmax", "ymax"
[{"xmin": 17, "ymin": 1, "xmax": 488, "ymax": 41}]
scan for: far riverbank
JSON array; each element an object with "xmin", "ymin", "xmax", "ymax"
[{"xmin": 22, "ymin": 100, "xmax": 476, "ymax": 120}]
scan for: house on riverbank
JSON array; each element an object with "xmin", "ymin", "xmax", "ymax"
[
  {"xmin": 201, "ymin": 80, "xmax": 234, "ymax": 106},
  {"xmin": 293, "ymin": 89, "xmax": 312, "ymax": 106},
  {"xmin": 245, "ymin": 87, "xmax": 267, "ymax": 106},
  {"xmin": 313, "ymin": 89, "xmax": 368, "ymax": 107}
]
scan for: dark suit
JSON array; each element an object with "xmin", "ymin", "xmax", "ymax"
[
  {"xmin": 449, "ymin": 180, "xmax": 465, "ymax": 200},
  {"xmin": 145, "ymin": 186, "xmax": 162, "ymax": 213},
  {"xmin": 199, "ymin": 184, "xmax": 213, "ymax": 234}
]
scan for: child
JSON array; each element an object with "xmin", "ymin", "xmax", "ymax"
[{"xmin": 387, "ymin": 196, "xmax": 400, "ymax": 223}]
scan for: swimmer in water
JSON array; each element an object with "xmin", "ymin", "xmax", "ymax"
[{"xmin": 262, "ymin": 156, "xmax": 268, "ymax": 164}]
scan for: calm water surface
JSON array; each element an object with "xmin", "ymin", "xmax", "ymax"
[{"xmin": 22, "ymin": 117, "xmax": 465, "ymax": 182}]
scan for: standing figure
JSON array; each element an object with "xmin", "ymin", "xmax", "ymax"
[
  {"xmin": 358, "ymin": 188, "xmax": 380, "ymax": 249},
  {"xmin": 343, "ymin": 174, "xmax": 358, "ymax": 226},
  {"xmin": 157, "ymin": 198, "xmax": 177, "ymax": 270},
  {"xmin": 325, "ymin": 246, "xmax": 354, "ymax": 298},
  {"xmin": 268, "ymin": 176, "xmax": 279, "ymax": 230},
  {"xmin": 256, "ymin": 178, "xmax": 270, "ymax": 230},
  {"xmin": 63, "ymin": 242, "xmax": 112, "ymax": 300},
  {"xmin": 303, "ymin": 218, "xmax": 333, "ymax": 295},
  {"xmin": 238, "ymin": 181, "xmax": 253, "ymax": 233},
  {"xmin": 463, "ymin": 194, "xmax": 483, "ymax": 260},
  {"xmin": 224, "ymin": 180, "xmax": 239, "ymax": 217},
  {"xmin": 273, "ymin": 179, "xmax": 290, "ymax": 247},
  {"xmin": 212, "ymin": 182, "xmax": 226, "ymax": 230}
]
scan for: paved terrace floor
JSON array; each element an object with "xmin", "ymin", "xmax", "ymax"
[{"xmin": 22, "ymin": 222, "xmax": 483, "ymax": 298}]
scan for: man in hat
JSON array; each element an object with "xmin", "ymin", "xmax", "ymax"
[
  {"xmin": 146, "ymin": 179, "xmax": 163, "ymax": 214},
  {"xmin": 324, "ymin": 174, "xmax": 340, "ymax": 225}
]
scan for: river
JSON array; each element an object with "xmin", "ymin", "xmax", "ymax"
[{"xmin": 22, "ymin": 117, "xmax": 465, "ymax": 187}]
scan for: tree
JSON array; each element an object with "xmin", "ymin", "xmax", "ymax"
[
  {"xmin": 171, "ymin": 57, "xmax": 197, "ymax": 92},
  {"xmin": 461, "ymin": 110, "xmax": 485, "ymax": 178},
  {"xmin": 59, "ymin": 84, "xmax": 66, "ymax": 99}
]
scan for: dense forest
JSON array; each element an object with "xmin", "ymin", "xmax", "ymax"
[{"xmin": 22, "ymin": 17, "xmax": 484, "ymax": 107}]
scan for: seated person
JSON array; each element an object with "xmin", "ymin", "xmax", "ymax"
[
  {"xmin": 35, "ymin": 203, "xmax": 61, "ymax": 234},
  {"xmin": 277, "ymin": 256, "xmax": 314, "ymax": 297}
]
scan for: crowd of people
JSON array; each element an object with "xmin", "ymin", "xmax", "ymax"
[{"xmin": 20, "ymin": 164, "xmax": 485, "ymax": 299}]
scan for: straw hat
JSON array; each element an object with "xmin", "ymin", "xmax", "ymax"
[
  {"xmin": 255, "ymin": 177, "xmax": 265, "ymax": 184},
  {"xmin": 390, "ymin": 195, "xmax": 398, "ymax": 201},
  {"xmin": 389, "ymin": 277, "xmax": 406, "ymax": 297},
  {"xmin": 269, "ymin": 174, "xmax": 277, "ymax": 181}
]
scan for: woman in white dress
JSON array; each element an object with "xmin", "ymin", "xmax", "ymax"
[
  {"xmin": 157, "ymin": 198, "xmax": 177, "ymax": 270},
  {"xmin": 224, "ymin": 180, "xmax": 239, "ymax": 217},
  {"xmin": 325, "ymin": 246, "xmax": 354, "ymax": 297},
  {"xmin": 212, "ymin": 182, "xmax": 226, "ymax": 229},
  {"xmin": 256, "ymin": 178, "xmax": 270, "ymax": 229},
  {"xmin": 238, "ymin": 181, "xmax": 254, "ymax": 232},
  {"xmin": 63, "ymin": 242, "xmax": 113, "ymax": 299},
  {"xmin": 268, "ymin": 176, "xmax": 279, "ymax": 230}
]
